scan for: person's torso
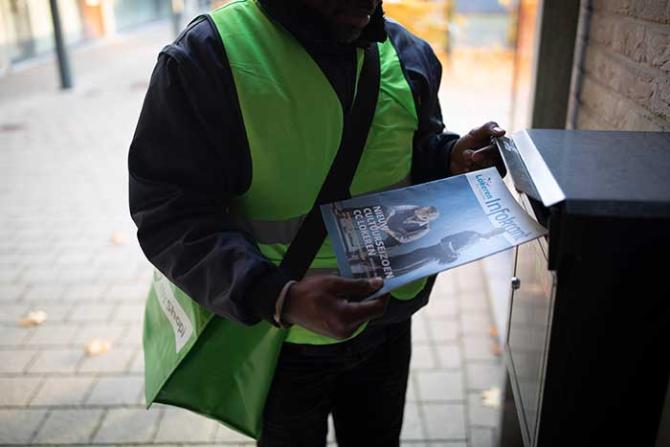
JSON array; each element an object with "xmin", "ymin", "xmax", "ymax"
[{"xmin": 210, "ymin": 0, "xmax": 427, "ymax": 344}]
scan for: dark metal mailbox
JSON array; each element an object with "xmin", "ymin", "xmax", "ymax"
[{"xmin": 495, "ymin": 130, "xmax": 670, "ymax": 447}]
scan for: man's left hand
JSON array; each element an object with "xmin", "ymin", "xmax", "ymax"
[{"xmin": 450, "ymin": 121, "xmax": 506, "ymax": 176}]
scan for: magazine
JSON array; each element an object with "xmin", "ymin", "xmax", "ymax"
[{"xmin": 320, "ymin": 167, "xmax": 547, "ymax": 300}]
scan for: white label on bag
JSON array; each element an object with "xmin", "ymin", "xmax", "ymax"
[{"xmin": 154, "ymin": 271, "xmax": 194, "ymax": 353}]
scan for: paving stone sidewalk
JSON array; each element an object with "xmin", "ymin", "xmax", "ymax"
[{"xmin": 0, "ymin": 22, "xmax": 504, "ymax": 446}]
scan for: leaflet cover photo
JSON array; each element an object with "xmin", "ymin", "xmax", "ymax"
[{"xmin": 320, "ymin": 167, "xmax": 547, "ymax": 300}]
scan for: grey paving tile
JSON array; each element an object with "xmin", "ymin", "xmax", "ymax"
[
  {"xmin": 22, "ymin": 285, "xmax": 67, "ymax": 302},
  {"xmin": 469, "ymin": 426, "xmax": 495, "ymax": 447},
  {"xmin": 155, "ymin": 408, "xmax": 218, "ymax": 443},
  {"xmin": 465, "ymin": 362, "xmax": 503, "ymax": 392},
  {"xmin": 467, "ymin": 393, "xmax": 500, "ymax": 428},
  {"xmin": 327, "ymin": 414, "xmax": 335, "ymax": 443},
  {"xmin": 0, "ymin": 408, "xmax": 47, "ymax": 444},
  {"xmin": 432, "ymin": 273, "xmax": 459, "ymax": 298},
  {"xmin": 93, "ymin": 408, "xmax": 162, "ymax": 443},
  {"xmin": 416, "ymin": 371, "xmax": 464, "ymax": 402},
  {"xmin": 113, "ymin": 303, "xmax": 145, "ymax": 322},
  {"xmin": 87, "ymin": 376, "xmax": 144, "ymax": 405},
  {"xmin": 421, "ymin": 443, "xmax": 466, "ymax": 447},
  {"xmin": 0, "ymin": 377, "xmax": 41, "ymax": 406},
  {"xmin": 0, "ymin": 326, "xmax": 33, "ymax": 346},
  {"xmin": 56, "ymin": 251, "xmax": 94, "ymax": 265},
  {"xmin": 104, "ymin": 284, "xmax": 150, "ymax": 301},
  {"xmin": 31, "ymin": 377, "xmax": 95, "ymax": 406},
  {"xmin": 411, "ymin": 345, "xmax": 437, "ymax": 370},
  {"xmin": 0, "ymin": 268, "xmax": 21, "ymax": 282},
  {"xmin": 400, "ymin": 402, "xmax": 424, "ymax": 441},
  {"xmin": 120, "ymin": 321, "xmax": 144, "ymax": 346},
  {"xmin": 129, "ymin": 350, "xmax": 145, "ymax": 374},
  {"xmin": 71, "ymin": 323, "xmax": 128, "ymax": 346},
  {"xmin": 412, "ymin": 315, "xmax": 430, "ymax": 343},
  {"xmin": 0, "ymin": 303, "xmax": 29, "ymax": 322},
  {"xmin": 24, "ymin": 323, "xmax": 78, "ymax": 346},
  {"xmin": 463, "ymin": 337, "xmax": 497, "ymax": 362},
  {"xmin": 426, "ymin": 297, "xmax": 458, "ymax": 318},
  {"xmin": 436, "ymin": 344, "xmax": 462, "ymax": 369},
  {"xmin": 33, "ymin": 408, "xmax": 103, "ymax": 444},
  {"xmin": 0, "ymin": 284, "xmax": 26, "ymax": 302},
  {"xmin": 460, "ymin": 313, "xmax": 491, "ymax": 335},
  {"xmin": 457, "ymin": 290, "xmax": 489, "ymax": 313},
  {"xmin": 0, "ymin": 349, "xmax": 37, "ymax": 373},
  {"xmin": 19, "ymin": 266, "xmax": 64, "ymax": 283},
  {"xmin": 215, "ymin": 422, "xmax": 255, "ymax": 443},
  {"xmin": 96, "ymin": 265, "xmax": 141, "ymax": 282},
  {"xmin": 78, "ymin": 347, "xmax": 135, "ymax": 373},
  {"xmin": 422, "ymin": 403, "xmax": 466, "ymax": 440},
  {"xmin": 457, "ymin": 274, "xmax": 487, "ymax": 296},
  {"xmin": 68, "ymin": 303, "xmax": 116, "ymax": 322},
  {"xmin": 28, "ymin": 349, "xmax": 83, "ymax": 374},
  {"xmin": 58, "ymin": 265, "xmax": 102, "ymax": 283},
  {"xmin": 62, "ymin": 284, "xmax": 107, "ymax": 301},
  {"xmin": 406, "ymin": 373, "xmax": 418, "ymax": 402},
  {"xmin": 427, "ymin": 318, "xmax": 459, "ymax": 342}
]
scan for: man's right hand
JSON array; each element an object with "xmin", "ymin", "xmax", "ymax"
[{"xmin": 282, "ymin": 276, "xmax": 389, "ymax": 340}]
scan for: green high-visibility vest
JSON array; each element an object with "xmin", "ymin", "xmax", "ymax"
[{"xmin": 211, "ymin": 0, "xmax": 427, "ymax": 344}]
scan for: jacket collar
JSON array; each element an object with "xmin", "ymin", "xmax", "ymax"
[{"xmin": 257, "ymin": 0, "xmax": 387, "ymax": 51}]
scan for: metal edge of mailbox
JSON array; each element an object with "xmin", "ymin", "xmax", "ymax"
[
  {"xmin": 494, "ymin": 135, "xmax": 541, "ymax": 203},
  {"xmin": 511, "ymin": 130, "xmax": 566, "ymax": 208}
]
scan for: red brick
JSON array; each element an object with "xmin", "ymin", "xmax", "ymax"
[
  {"xmin": 592, "ymin": 0, "xmax": 670, "ymax": 23},
  {"xmin": 592, "ymin": 0, "xmax": 634, "ymax": 16},
  {"xmin": 651, "ymin": 76, "xmax": 670, "ymax": 119},
  {"xmin": 646, "ymin": 27, "xmax": 670, "ymax": 72},
  {"xmin": 579, "ymin": 76, "xmax": 667, "ymax": 131},
  {"xmin": 632, "ymin": 0, "xmax": 670, "ymax": 24},
  {"xmin": 589, "ymin": 13, "xmax": 617, "ymax": 48},
  {"xmin": 584, "ymin": 46, "xmax": 655, "ymax": 108}
]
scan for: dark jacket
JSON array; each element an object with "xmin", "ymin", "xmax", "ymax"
[{"xmin": 128, "ymin": 0, "xmax": 459, "ymax": 327}]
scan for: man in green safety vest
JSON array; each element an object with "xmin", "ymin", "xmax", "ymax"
[{"xmin": 129, "ymin": 0, "xmax": 506, "ymax": 445}]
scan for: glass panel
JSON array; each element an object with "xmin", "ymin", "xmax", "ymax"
[{"xmin": 507, "ymin": 239, "xmax": 554, "ymax": 444}]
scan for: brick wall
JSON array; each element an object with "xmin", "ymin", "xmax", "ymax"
[{"xmin": 568, "ymin": 0, "xmax": 670, "ymax": 130}]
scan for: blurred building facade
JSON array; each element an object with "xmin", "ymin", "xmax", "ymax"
[{"xmin": 0, "ymin": 0, "xmax": 214, "ymax": 72}]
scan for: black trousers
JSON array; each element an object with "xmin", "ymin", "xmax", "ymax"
[{"xmin": 258, "ymin": 319, "xmax": 412, "ymax": 447}]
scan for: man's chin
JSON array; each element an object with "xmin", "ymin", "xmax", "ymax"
[{"xmin": 332, "ymin": 25, "xmax": 364, "ymax": 43}]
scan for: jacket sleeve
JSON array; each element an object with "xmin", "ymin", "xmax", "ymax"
[
  {"xmin": 128, "ymin": 19, "xmax": 289, "ymax": 326},
  {"xmin": 385, "ymin": 20, "xmax": 460, "ymax": 184}
]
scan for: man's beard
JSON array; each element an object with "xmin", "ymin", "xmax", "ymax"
[
  {"xmin": 330, "ymin": 0, "xmax": 380, "ymax": 43},
  {"xmin": 332, "ymin": 23, "xmax": 365, "ymax": 43}
]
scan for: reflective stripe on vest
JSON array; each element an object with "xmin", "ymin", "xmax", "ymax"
[
  {"xmin": 234, "ymin": 175, "xmax": 412, "ymax": 245},
  {"xmin": 211, "ymin": 0, "xmax": 427, "ymax": 345}
]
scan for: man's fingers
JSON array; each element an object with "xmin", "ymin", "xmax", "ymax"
[
  {"xmin": 460, "ymin": 122, "xmax": 506, "ymax": 150},
  {"xmin": 471, "ymin": 144, "xmax": 499, "ymax": 163},
  {"xmin": 327, "ymin": 276, "xmax": 383, "ymax": 298},
  {"xmin": 471, "ymin": 144, "xmax": 507, "ymax": 176},
  {"xmin": 339, "ymin": 294, "xmax": 390, "ymax": 326}
]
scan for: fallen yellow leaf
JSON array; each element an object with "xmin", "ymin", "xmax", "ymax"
[
  {"xmin": 481, "ymin": 386, "xmax": 501, "ymax": 409},
  {"xmin": 85, "ymin": 338, "xmax": 112, "ymax": 356},
  {"xmin": 19, "ymin": 310, "xmax": 48, "ymax": 327},
  {"xmin": 111, "ymin": 231, "xmax": 128, "ymax": 245},
  {"xmin": 489, "ymin": 324, "xmax": 499, "ymax": 338}
]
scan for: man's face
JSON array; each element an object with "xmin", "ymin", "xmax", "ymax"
[{"xmin": 300, "ymin": 0, "xmax": 381, "ymax": 43}]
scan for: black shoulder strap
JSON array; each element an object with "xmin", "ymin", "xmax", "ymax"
[{"xmin": 280, "ymin": 44, "xmax": 381, "ymax": 280}]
